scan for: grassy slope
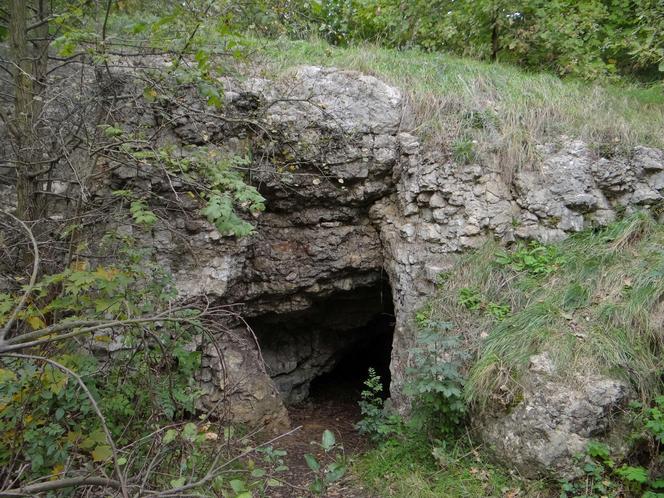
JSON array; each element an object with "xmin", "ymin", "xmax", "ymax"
[
  {"xmin": 352, "ymin": 215, "xmax": 664, "ymax": 498},
  {"xmin": 424, "ymin": 213, "xmax": 664, "ymax": 409},
  {"xmin": 247, "ymin": 37, "xmax": 664, "ymax": 174}
]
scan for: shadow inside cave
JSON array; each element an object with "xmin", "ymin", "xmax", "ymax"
[{"xmin": 249, "ymin": 275, "xmax": 395, "ymax": 408}]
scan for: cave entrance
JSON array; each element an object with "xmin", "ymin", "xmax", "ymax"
[
  {"xmin": 307, "ymin": 310, "xmax": 393, "ymax": 404},
  {"xmin": 248, "ymin": 276, "xmax": 394, "ymax": 409}
]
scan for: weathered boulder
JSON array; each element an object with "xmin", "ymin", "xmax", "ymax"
[{"xmin": 478, "ymin": 353, "xmax": 631, "ymax": 478}]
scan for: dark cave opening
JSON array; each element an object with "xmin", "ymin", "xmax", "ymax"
[
  {"xmin": 248, "ymin": 275, "xmax": 395, "ymax": 407},
  {"xmin": 307, "ymin": 310, "xmax": 394, "ymax": 404}
]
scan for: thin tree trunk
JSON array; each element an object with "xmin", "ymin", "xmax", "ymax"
[
  {"xmin": 491, "ymin": 17, "xmax": 499, "ymax": 62},
  {"xmin": 9, "ymin": 0, "xmax": 48, "ymax": 221}
]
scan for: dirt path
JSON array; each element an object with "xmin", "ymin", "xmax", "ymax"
[{"xmin": 270, "ymin": 380, "xmax": 376, "ymax": 498}]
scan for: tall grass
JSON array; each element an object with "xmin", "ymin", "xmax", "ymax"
[
  {"xmin": 424, "ymin": 213, "xmax": 664, "ymax": 409},
  {"xmin": 245, "ymin": 37, "xmax": 664, "ymax": 175}
]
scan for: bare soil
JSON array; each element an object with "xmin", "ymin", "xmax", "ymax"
[{"xmin": 270, "ymin": 378, "xmax": 377, "ymax": 498}]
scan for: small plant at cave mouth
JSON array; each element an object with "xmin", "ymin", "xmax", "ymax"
[
  {"xmin": 304, "ymin": 430, "xmax": 348, "ymax": 495},
  {"xmin": 356, "ymin": 368, "xmax": 403, "ymax": 441}
]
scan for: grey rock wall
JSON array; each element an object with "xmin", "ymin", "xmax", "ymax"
[{"xmin": 106, "ymin": 65, "xmax": 664, "ymax": 469}]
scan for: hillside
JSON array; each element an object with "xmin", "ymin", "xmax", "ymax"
[
  {"xmin": 1, "ymin": 3, "xmax": 664, "ymax": 497},
  {"xmin": 249, "ymin": 37, "xmax": 664, "ymax": 175}
]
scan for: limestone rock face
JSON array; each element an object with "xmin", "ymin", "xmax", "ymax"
[
  {"xmin": 373, "ymin": 135, "xmax": 664, "ymax": 413},
  {"xmin": 478, "ymin": 354, "xmax": 631, "ymax": 478},
  {"xmin": 130, "ymin": 66, "xmax": 408, "ymax": 430},
  {"xmin": 4, "ymin": 60, "xmax": 664, "ymax": 472},
  {"xmin": 98, "ymin": 66, "xmax": 663, "ymax": 463}
]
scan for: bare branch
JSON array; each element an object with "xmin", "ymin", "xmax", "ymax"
[
  {"xmin": 0, "ymin": 476, "xmax": 124, "ymax": 496},
  {"xmin": 0, "ymin": 211, "xmax": 40, "ymax": 343}
]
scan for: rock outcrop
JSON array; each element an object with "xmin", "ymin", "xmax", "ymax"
[
  {"xmin": 479, "ymin": 353, "xmax": 632, "ymax": 478},
  {"xmin": 4, "ymin": 60, "xmax": 663, "ymax": 476},
  {"xmin": 95, "ymin": 65, "xmax": 664, "ymax": 472}
]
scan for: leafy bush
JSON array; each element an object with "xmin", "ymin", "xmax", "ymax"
[
  {"xmin": 0, "ymin": 243, "xmax": 203, "ymax": 484},
  {"xmin": 404, "ymin": 321, "xmax": 468, "ymax": 437}
]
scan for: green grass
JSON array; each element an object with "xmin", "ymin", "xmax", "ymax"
[
  {"xmin": 354, "ymin": 436, "xmax": 550, "ymax": 497},
  {"xmin": 423, "ymin": 212, "xmax": 664, "ymax": 410},
  {"xmin": 243, "ymin": 37, "xmax": 664, "ymax": 176}
]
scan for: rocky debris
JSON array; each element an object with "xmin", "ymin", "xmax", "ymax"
[{"xmin": 478, "ymin": 353, "xmax": 631, "ymax": 478}]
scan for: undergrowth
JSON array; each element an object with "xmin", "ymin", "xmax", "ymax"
[{"xmin": 354, "ymin": 433, "xmax": 548, "ymax": 498}]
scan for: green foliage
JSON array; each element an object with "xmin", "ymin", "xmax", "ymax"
[
  {"xmin": 463, "ymin": 213, "xmax": 664, "ymax": 409},
  {"xmin": 304, "ymin": 430, "xmax": 347, "ymax": 495},
  {"xmin": 457, "ymin": 288, "xmax": 510, "ymax": 321},
  {"xmin": 560, "ymin": 400, "xmax": 664, "ymax": 497},
  {"xmin": 356, "ymin": 368, "xmax": 403, "ymax": 441},
  {"xmin": 486, "ymin": 302, "xmax": 511, "ymax": 321},
  {"xmin": 404, "ymin": 321, "xmax": 468, "ymax": 437},
  {"xmin": 495, "ymin": 241, "xmax": 565, "ymax": 275},
  {"xmin": 645, "ymin": 396, "xmax": 664, "ymax": 443},
  {"xmin": 129, "ymin": 199, "xmax": 157, "ymax": 226},
  {"xmin": 458, "ymin": 288, "xmax": 482, "ymax": 310},
  {"xmin": 355, "ymin": 435, "xmax": 541, "ymax": 497},
  {"xmin": 308, "ymin": 0, "xmax": 357, "ymax": 45},
  {"xmin": 258, "ymin": 0, "xmax": 664, "ymax": 82},
  {"xmin": 120, "ymin": 145, "xmax": 265, "ymax": 237},
  {"xmin": 0, "ymin": 244, "xmax": 205, "ymax": 484}
]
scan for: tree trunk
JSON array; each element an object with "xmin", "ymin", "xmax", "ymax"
[
  {"xmin": 9, "ymin": 0, "xmax": 48, "ymax": 221},
  {"xmin": 491, "ymin": 16, "xmax": 500, "ymax": 62}
]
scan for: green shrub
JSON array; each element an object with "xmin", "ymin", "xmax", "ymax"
[{"xmin": 404, "ymin": 322, "xmax": 468, "ymax": 438}]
